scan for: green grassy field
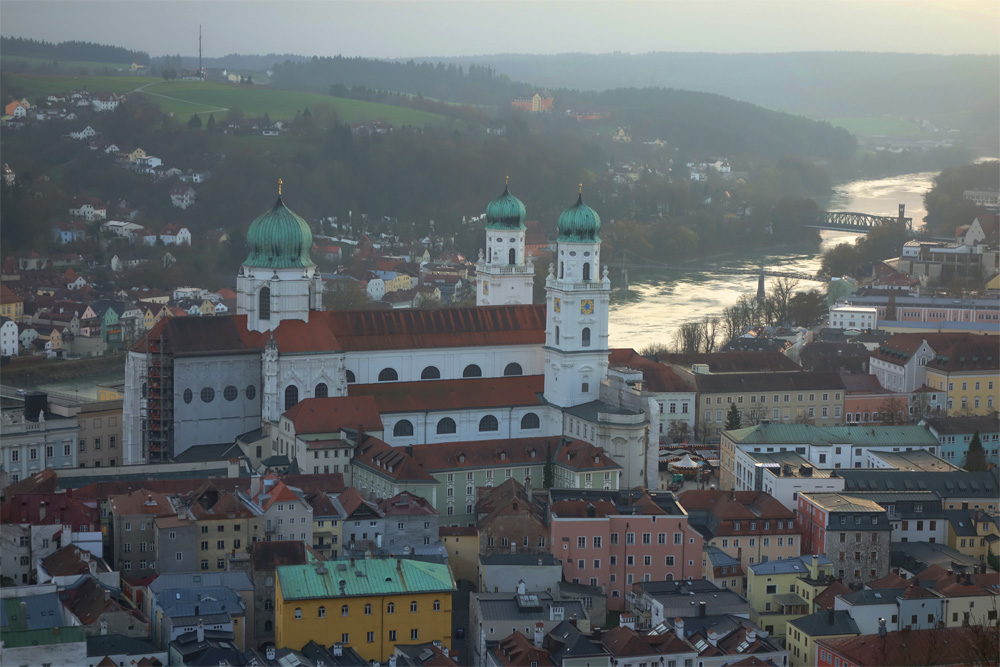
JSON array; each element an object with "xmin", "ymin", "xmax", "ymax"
[
  {"xmin": 1, "ymin": 71, "xmax": 149, "ymax": 97},
  {"xmin": 138, "ymin": 80, "xmax": 450, "ymax": 125},
  {"xmin": 1, "ymin": 72, "xmax": 452, "ymax": 127},
  {"xmin": 1, "ymin": 55, "xmax": 135, "ymax": 74},
  {"xmin": 826, "ymin": 115, "xmax": 920, "ymax": 138}
]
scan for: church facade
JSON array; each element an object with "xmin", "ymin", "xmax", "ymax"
[{"xmin": 123, "ymin": 184, "xmax": 654, "ymax": 494}]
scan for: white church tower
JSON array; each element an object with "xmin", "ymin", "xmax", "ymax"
[
  {"xmin": 543, "ymin": 186, "xmax": 611, "ymax": 408},
  {"xmin": 476, "ymin": 179, "xmax": 534, "ymax": 306},
  {"xmin": 236, "ymin": 182, "xmax": 323, "ymax": 332}
]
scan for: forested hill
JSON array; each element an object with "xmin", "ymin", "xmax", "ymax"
[
  {"xmin": 422, "ymin": 52, "xmax": 1000, "ymax": 119},
  {"xmin": 272, "ymin": 56, "xmax": 855, "ymax": 162},
  {"xmin": 1, "ymin": 36, "xmax": 150, "ymax": 65}
]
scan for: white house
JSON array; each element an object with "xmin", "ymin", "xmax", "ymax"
[
  {"xmin": 829, "ymin": 304, "xmax": 878, "ymax": 331},
  {"xmin": 91, "ymin": 93, "xmax": 120, "ymax": 112},
  {"xmin": 70, "ymin": 125, "xmax": 97, "ymax": 140},
  {"xmin": 169, "ymin": 186, "xmax": 196, "ymax": 209},
  {"xmin": 159, "ymin": 224, "xmax": 191, "ymax": 246},
  {"xmin": 1, "ymin": 317, "xmax": 19, "ymax": 356}
]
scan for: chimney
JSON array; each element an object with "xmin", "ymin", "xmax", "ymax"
[
  {"xmin": 333, "ymin": 643, "xmax": 343, "ymax": 657},
  {"xmin": 197, "ymin": 619, "xmax": 204, "ymax": 643},
  {"xmin": 878, "ymin": 617, "xmax": 887, "ymax": 637},
  {"xmin": 699, "ymin": 601, "xmax": 707, "ymax": 618},
  {"xmin": 811, "ymin": 554, "xmax": 819, "ymax": 579},
  {"xmin": 828, "ymin": 608, "xmax": 835, "ymax": 624},
  {"xmin": 534, "ymin": 622, "xmax": 545, "ymax": 648},
  {"xmin": 266, "ymin": 646, "xmax": 276, "ymax": 660},
  {"xmin": 746, "ymin": 628, "xmax": 756, "ymax": 643},
  {"xmin": 517, "ymin": 580, "xmax": 526, "ymax": 595},
  {"xmin": 89, "ymin": 561, "xmax": 96, "ymax": 575},
  {"xmin": 250, "ymin": 475, "xmax": 262, "ymax": 498},
  {"xmin": 674, "ymin": 617, "xmax": 685, "ymax": 639},
  {"xmin": 100, "ymin": 619, "xmax": 108, "ymax": 636},
  {"xmin": 707, "ymin": 629, "xmax": 718, "ymax": 646},
  {"xmin": 389, "ymin": 656, "xmax": 397, "ymax": 667}
]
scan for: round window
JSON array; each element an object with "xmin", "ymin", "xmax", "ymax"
[
  {"xmin": 569, "ymin": 251, "xmax": 577, "ymax": 256},
  {"xmin": 200, "ymin": 387, "xmax": 215, "ymax": 403},
  {"xmin": 224, "ymin": 385, "xmax": 238, "ymax": 401},
  {"xmin": 183, "ymin": 388, "xmax": 193, "ymax": 404},
  {"xmin": 509, "ymin": 237, "xmax": 516, "ymax": 242},
  {"xmin": 246, "ymin": 385, "xmax": 257, "ymax": 400},
  {"xmin": 584, "ymin": 251, "xmax": 591, "ymax": 257}
]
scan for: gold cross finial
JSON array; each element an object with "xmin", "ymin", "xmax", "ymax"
[
  {"xmin": 579, "ymin": 182, "xmax": 583, "ymax": 194},
  {"xmin": 506, "ymin": 172, "xmax": 509, "ymax": 186},
  {"xmin": 278, "ymin": 178, "xmax": 283, "ymax": 196}
]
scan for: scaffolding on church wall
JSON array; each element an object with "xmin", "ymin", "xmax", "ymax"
[{"xmin": 145, "ymin": 331, "xmax": 174, "ymax": 462}]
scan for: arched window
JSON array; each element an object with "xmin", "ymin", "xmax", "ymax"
[
  {"xmin": 318, "ymin": 605, "xmax": 326, "ymax": 618},
  {"xmin": 555, "ymin": 326, "xmax": 560, "ymax": 345},
  {"xmin": 504, "ymin": 362, "xmax": 523, "ymax": 376},
  {"xmin": 265, "ymin": 620, "xmax": 273, "ymax": 632},
  {"xmin": 393, "ymin": 420, "xmax": 414, "ymax": 437},
  {"xmin": 387, "ymin": 602, "xmax": 395, "ymax": 614},
  {"xmin": 294, "ymin": 608, "xmax": 302, "ymax": 619},
  {"xmin": 433, "ymin": 599, "xmax": 441, "ymax": 611},
  {"xmin": 509, "ymin": 248, "xmax": 516, "ymax": 265},
  {"xmin": 341, "ymin": 604, "xmax": 349, "ymax": 617},
  {"xmin": 141, "ymin": 382, "xmax": 147, "ymax": 398},
  {"xmin": 315, "ymin": 382, "xmax": 328, "ymax": 398},
  {"xmin": 421, "ymin": 366, "xmax": 441, "ymax": 380},
  {"xmin": 410, "ymin": 601, "xmax": 418, "ymax": 612},
  {"xmin": 364, "ymin": 603, "xmax": 372, "ymax": 615},
  {"xmin": 264, "ymin": 599, "xmax": 273, "ymax": 610},
  {"xmin": 463, "ymin": 364, "xmax": 482, "ymax": 378},
  {"xmin": 259, "ymin": 286, "xmax": 270, "ymax": 320},
  {"xmin": 345, "ymin": 370, "xmax": 356, "ymax": 384},
  {"xmin": 521, "ymin": 413, "xmax": 540, "ymax": 430},
  {"xmin": 284, "ymin": 385, "xmax": 299, "ymax": 411},
  {"xmin": 582, "ymin": 327, "xmax": 591, "ymax": 347},
  {"xmin": 378, "ymin": 368, "xmax": 398, "ymax": 382},
  {"xmin": 559, "ymin": 262, "xmax": 564, "ymax": 279},
  {"xmin": 583, "ymin": 263, "xmax": 591, "ymax": 281},
  {"xmin": 479, "ymin": 415, "xmax": 499, "ymax": 432},
  {"xmin": 437, "ymin": 418, "xmax": 457, "ymax": 435}
]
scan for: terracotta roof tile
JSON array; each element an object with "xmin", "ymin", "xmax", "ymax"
[
  {"xmin": 609, "ymin": 349, "xmax": 694, "ymax": 393},
  {"xmin": 349, "ymin": 375, "xmax": 544, "ymax": 412},
  {"xmin": 283, "ymin": 396, "xmax": 383, "ymax": 434}
]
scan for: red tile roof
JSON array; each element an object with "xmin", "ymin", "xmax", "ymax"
[
  {"xmin": 866, "ymin": 572, "xmax": 910, "ymax": 589},
  {"xmin": 72, "ymin": 473, "xmax": 344, "ymax": 501},
  {"xmin": 353, "ymin": 438, "xmax": 437, "ymax": 482},
  {"xmin": 871, "ymin": 333, "xmax": 991, "ymax": 365},
  {"xmin": 283, "ymin": 396, "xmax": 383, "ymax": 434},
  {"xmin": 551, "ymin": 490, "xmax": 668, "ymax": 518},
  {"xmin": 609, "ymin": 349, "xmax": 694, "ymax": 393},
  {"xmin": 813, "ymin": 581, "xmax": 853, "ymax": 611},
  {"xmin": 2, "ymin": 492, "xmax": 101, "ymax": 529},
  {"xmin": 677, "ymin": 490, "xmax": 796, "ymax": 527},
  {"xmin": 348, "ymin": 375, "xmax": 544, "ymax": 413},
  {"xmin": 658, "ymin": 351, "xmax": 802, "ymax": 373},
  {"xmin": 107, "ymin": 489, "xmax": 175, "ymax": 517},
  {"xmin": 817, "ymin": 626, "xmax": 983, "ymax": 666},
  {"xmin": 378, "ymin": 491, "xmax": 437, "ymax": 517}
]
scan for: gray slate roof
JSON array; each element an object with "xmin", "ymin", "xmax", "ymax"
[
  {"xmin": 86, "ymin": 633, "xmax": 161, "ymax": 657},
  {"xmin": 838, "ymin": 469, "xmax": 1000, "ymax": 498},
  {"xmin": 839, "ymin": 588, "xmax": 906, "ymax": 606},
  {"xmin": 148, "ymin": 571, "xmax": 252, "ymax": 593},
  {"xmin": 788, "ymin": 609, "xmax": 860, "ymax": 636},
  {"xmin": 748, "ymin": 555, "xmax": 831, "ymax": 576},
  {"xmin": 474, "ymin": 592, "xmax": 587, "ymax": 622}
]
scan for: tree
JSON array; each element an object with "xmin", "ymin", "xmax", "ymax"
[
  {"xmin": 964, "ymin": 431, "xmax": 988, "ymax": 471},
  {"xmin": 787, "ymin": 289, "xmax": 825, "ymax": 326},
  {"xmin": 543, "ymin": 444, "xmax": 554, "ymax": 488},
  {"xmin": 187, "ymin": 113, "xmax": 202, "ymax": 129},
  {"xmin": 874, "ymin": 396, "xmax": 907, "ymax": 425},
  {"xmin": 322, "ymin": 282, "xmax": 371, "ymax": 311},
  {"xmin": 725, "ymin": 403, "xmax": 742, "ymax": 431},
  {"xmin": 205, "ymin": 113, "xmax": 216, "ymax": 132},
  {"xmin": 667, "ymin": 420, "xmax": 692, "ymax": 444}
]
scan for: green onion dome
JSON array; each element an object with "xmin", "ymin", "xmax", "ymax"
[
  {"xmin": 244, "ymin": 196, "xmax": 315, "ymax": 269},
  {"xmin": 557, "ymin": 192, "xmax": 601, "ymax": 242},
  {"xmin": 485, "ymin": 185, "xmax": 527, "ymax": 230}
]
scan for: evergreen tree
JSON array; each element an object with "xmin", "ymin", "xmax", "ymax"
[
  {"xmin": 187, "ymin": 113, "xmax": 202, "ymax": 129},
  {"xmin": 725, "ymin": 403, "xmax": 742, "ymax": 431},
  {"xmin": 206, "ymin": 113, "xmax": 216, "ymax": 131},
  {"xmin": 543, "ymin": 444, "xmax": 554, "ymax": 488},
  {"xmin": 965, "ymin": 431, "xmax": 988, "ymax": 472}
]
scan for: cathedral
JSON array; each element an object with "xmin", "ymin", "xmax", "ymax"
[{"xmin": 123, "ymin": 183, "xmax": 655, "ymax": 494}]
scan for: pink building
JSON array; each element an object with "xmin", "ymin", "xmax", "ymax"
[{"xmin": 549, "ymin": 489, "xmax": 703, "ymax": 611}]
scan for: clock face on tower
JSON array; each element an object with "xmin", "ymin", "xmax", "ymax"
[
  {"xmin": 581, "ymin": 299, "xmax": 594, "ymax": 315},
  {"xmin": 553, "ymin": 297, "xmax": 561, "ymax": 312}
]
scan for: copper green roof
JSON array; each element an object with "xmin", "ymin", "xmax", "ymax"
[
  {"xmin": 485, "ymin": 185, "xmax": 527, "ymax": 231},
  {"xmin": 557, "ymin": 193, "xmax": 600, "ymax": 242},
  {"xmin": 726, "ymin": 423, "xmax": 939, "ymax": 448},
  {"xmin": 277, "ymin": 558, "xmax": 455, "ymax": 600},
  {"xmin": 244, "ymin": 196, "xmax": 315, "ymax": 269}
]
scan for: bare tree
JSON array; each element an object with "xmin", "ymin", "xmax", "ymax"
[
  {"xmin": 770, "ymin": 277, "xmax": 799, "ymax": 325},
  {"xmin": 668, "ymin": 420, "xmax": 692, "ymax": 444},
  {"xmin": 874, "ymin": 396, "xmax": 908, "ymax": 425},
  {"xmin": 701, "ymin": 316, "xmax": 719, "ymax": 353},
  {"xmin": 672, "ymin": 322, "xmax": 703, "ymax": 354}
]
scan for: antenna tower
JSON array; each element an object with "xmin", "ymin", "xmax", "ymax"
[{"xmin": 199, "ymin": 25, "xmax": 203, "ymax": 79}]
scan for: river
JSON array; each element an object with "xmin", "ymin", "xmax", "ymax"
[{"xmin": 606, "ymin": 171, "xmax": 938, "ymax": 351}]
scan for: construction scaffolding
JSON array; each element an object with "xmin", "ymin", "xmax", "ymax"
[{"xmin": 145, "ymin": 330, "xmax": 173, "ymax": 462}]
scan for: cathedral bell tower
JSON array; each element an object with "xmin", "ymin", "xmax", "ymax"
[
  {"xmin": 543, "ymin": 186, "xmax": 611, "ymax": 408},
  {"xmin": 476, "ymin": 178, "xmax": 534, "ymax": 306},
  {"xmin": 236, "ymin": 182, "xmax": 323, "ymax": 332}
]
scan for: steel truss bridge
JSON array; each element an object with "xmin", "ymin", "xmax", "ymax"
[{"xmin": 809, "ymin": 211, "xmax": 912, "ymax": 232}]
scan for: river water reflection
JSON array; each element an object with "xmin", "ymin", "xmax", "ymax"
[{"xmin": 606, "ymin": 172, "xmax": 937, "ymax": 351}]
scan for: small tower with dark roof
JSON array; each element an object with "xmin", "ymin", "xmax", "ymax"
[
  {"xmin": 236, "ymin": 184, "xmax": 323, "ymax": 332},
  {"xmin": 476, "ymin": 179, "xmax": 534, "ymax": 306}
]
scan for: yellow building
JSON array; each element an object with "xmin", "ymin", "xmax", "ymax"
[
  {"xmin": 0, "ymin": 284, "xmax": 23, "ymax": 322},
  {"xmin": 786, "ymin": 610, "xmax": 860, "ymax": 667},
  {"xmin": 276, "ymin": 559, "xmax": 455, "ymax": 662},
  {"xmin": 924, "ymin": 337, "xmax": 999, "ymax": 416},
  {"xmin": 439, "ymin": 526, "xmax": 479, "ymax": 583},
  {"xmin": 186, "ymin": 485, "xmax": 263, "ymax": 571},
  {"xmin": 945, "ymin": 508, "xmax": 1000, "ymax": 563},
  {"xmin": 747, "ymin": 555, "xmax": 832, "ymax": 639}
]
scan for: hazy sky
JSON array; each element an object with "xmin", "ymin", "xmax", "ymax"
[{"xmin": 3, "ymin": 0, "xmax": 998, "ymax": 58}]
